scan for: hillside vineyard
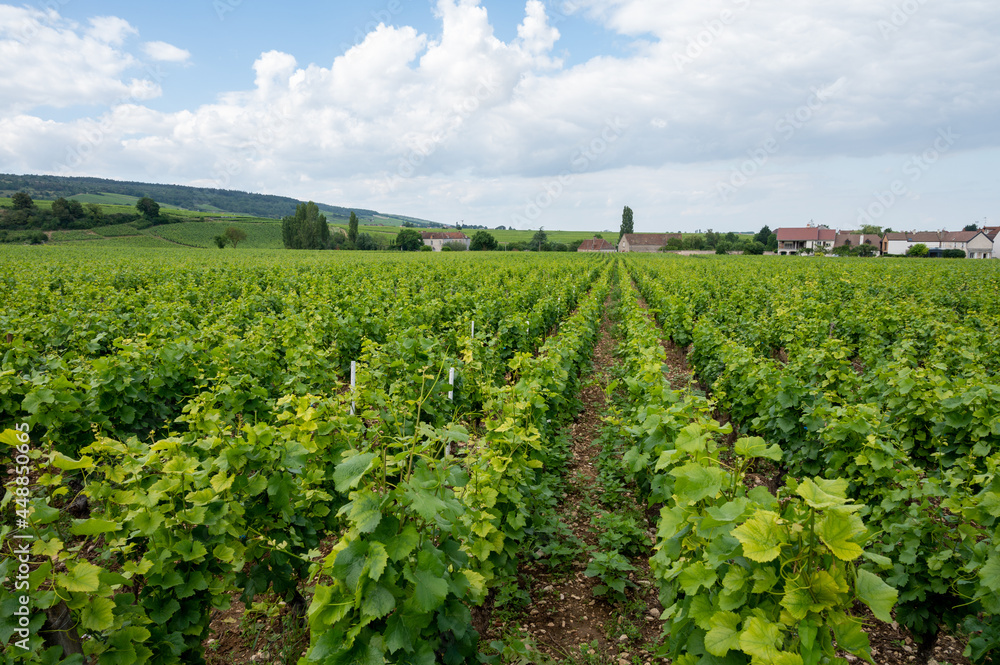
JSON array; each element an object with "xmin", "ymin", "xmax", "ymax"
[{"xmin": 1, "ymin": 248, "xmax": 997, "ymax": 664}]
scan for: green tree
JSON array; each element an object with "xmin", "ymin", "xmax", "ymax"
[
  {"xmin": 743, "ymin": 240, "xmax": 765, "ymax": 255},
  {"xmin": 224, "ymin": 226, "xmax": 247, "ymax": 248},
  {"xmin": 11, "ymin": 192, "xmax": 33, "ymax": 210},
  {"xmin": 857, "ymin": 243, "xmax": 877, "ymax": 257},
  {"xmin": 861, "ymin": 224, "xmax": 883, "ymax": 235},
  {"xmin": 683, "ymin": 234, "xmax": 705, "ymax": 250},
  {"xmin": 754, "ymin": 225, "xmax": 772, "ymax": 245},
  {"xmin": 715, "ymin": 241, "xmax": 731, "ymax": 255},
  {"xmin": 395, "ymin": 228, "xmax": 424, "ymax": 251},
  {"xmin": 618, "ymin": 205, "xmax": 634, "ymax": 241},
  {"xmin": 766, "ymin": 232, "xmax": 778, "ymax": 252},
  {"xmin": 531, "ymin": 228, "xmax": 548, "ymax": 251},
  {"xmin": 348, "ymin": 211, "xmax": 359, "ymax": 245},
  {"xmin": 213, "ymin": 235, "xmax": 228, "ymax": 249},
  {"xmin": 907, "ymin": 243, "xmax": 929, "ymax": 257},
  {"xmin": 963, "ymin": 223, "xmax": 979, "ymax": 232},
  {"xmin": 469, "ymin": 230, "xmax": 498, "ymax": 251},
  {"xmin": 663, "ymin": 236, "xmax": 683, "ymax": 251},
  {"xmin": 87, "ymin": 203, "xmax": 103, "ymax": 222},
  {"xmin": 136, "ymin": 196, "xmax": 160, "ymax": 219},
  {"xmin": 281, "ymin": 202, "xmax": 330, "ymax": 249},
  {"xmin": 355, "ymin": 232, "xmax": 379, "ymax": 250},
  {"xmin": 704, "ymin": 229, "xmax": 719, "ymax": 248},
  {"xmin": 51, "ymin": 197, "xmax": 72, "ymax": 226}
]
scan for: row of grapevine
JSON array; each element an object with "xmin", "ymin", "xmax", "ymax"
[
  {"xmin": 629, "ymin": 255, "xmax": 1000, "ymax": 662},
  {"xmin": 1, "ymin": 248, "xmax": 613, "ymax": 663},
  {"xmin": 607, "ymin": 274, "xmax": 896, "ymax": 664}
]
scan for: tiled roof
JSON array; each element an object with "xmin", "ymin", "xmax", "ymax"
[
  {"xmin": 578, "ymin": 238, "xmax": 615, "ymax": 251},
  {"xmin": 775, "ymin": 227, "xmax": 835, "ymax": 242},
  {"xmin": 420, "ymin": 231, "xmax": 469, "ymax": 240},
  {"xmin": 621, "ymin": 233, "xmax": 681, "ymax": 246}
]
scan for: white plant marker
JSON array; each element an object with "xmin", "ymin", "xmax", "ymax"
[{"xmin": 350, "ymin": 360, "xmax": 356, "ymax": 416}]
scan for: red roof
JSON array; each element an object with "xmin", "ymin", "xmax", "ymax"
[
  {"xmin": 578, "ymin": 238, "xmax": 615, "ymax": 251},
  {"xmin": 775, "ymin": 227, "xmax": 836, "ymax": 242},
  {"xmin": 420, "ymin": 231, "xmax": 469, "ymax": 240},
  {"xmin": 620, "ymin": 233, "xmax": 681, "ymax": 247}
]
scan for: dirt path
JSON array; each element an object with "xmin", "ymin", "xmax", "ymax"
[{"xmin": 486, "ymin": 294, "xmax": 667, "ymax": 664}]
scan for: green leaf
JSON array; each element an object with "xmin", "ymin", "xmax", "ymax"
[
  {"xmin": 979, "ymin": 554, "xmax": 1000, "ymax": 592},
  {"xmin": 347, "ymin": 491, "xmax": 383, "ymax": 534},
  {"xmin": 412, "ymin": 569, "xmax": 448, "ymax": 612},
  {"xmin": 51, "ymin": 452, "xmax": 94, "ymax": 471},
  {"xmin": 704, "ymin": 611, "xmax": 741, "ymax": 657},
  {"xmin": 70, "ymin": 518, "xmax": 119, "ymax": 536},
  {"xmin": 334, "ymin": 452, "xmax": 376, "ymax": 493},
  {"xmin": 796, "ymin": 477, "xmax": 850, "ymax": 509},
  {"xmin": 677, "ymin": 561, "xmax": 717, "ymax": 595},
  {"xmin": 361, "ymin": 584, "xmax": 395, "ymax": 619},
  {"xmin": 81, "ymin": 596, "xmax": 115, "ymax": 631},
  {"xmin": 368, "ymin": 542, "xmax": 388, "ymax": 582},
  {"xmin": 734, "ymin": 436, "xmax": 783, "ymax": 461},
  {"xmin": 817, "ymin": 509, "xmax": 865, "ymax": 561},
  {"xmin": 60, "ymin": 560, "xmax": 102, "ymax": 592},
  {"xmin": 703, "ymin": 498, "xmax": 750, "ymax": 528},
  {"xmin": 739, "ymin": 616, "xmax": 782, "ymax": 662},
  {"xmin": 386, "ymin": 525, "xmax": 419, "ymax": 562},
  {"xmin": 674, "ymin": 424, "xmax": 709, "ymax": 453},
  {"xmin": 780, "ymin": 582, "xmax": 813, "ymax": 621},
  {"xmin": 855, "ymin": 569, "xmax": 897, "ymax": 623},
  {"xmin": 830, "ymin": 612, "xmax": 870, "ymax": 655},
  {"xmin": 732, "ymin": 510, "xmax": 785, "ymax": 562},
  {"xmin": 149, "ymin": 598, "xmax": 180, "ymax": 625},
  {"xmin": 671, "ymin": 462, "xmax": 725, "ymax": 504}
]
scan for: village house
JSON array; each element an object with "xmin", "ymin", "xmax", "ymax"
[
  {"xmin": 833, "ymin": 233, "xmax": 882, "ymax": 256},
  {"xmin": 882, "ymin": 230, "xmax": 994, "ymax": 258},
  {"xmin": 577, "ymin": 237, "xmax": 616, "ymax": 253},
  {"xmin": 618, "ymin": 233, "xmax": 682, "ymax": 253},
  {"xmin": 775, "ymin": 227, "xmax": 836, "ymax": 255},
  {"xmin": 420, "ymin": 231, "xmax": 470, "ymax": 251}
]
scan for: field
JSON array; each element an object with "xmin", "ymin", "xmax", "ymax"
[{"xmin": 0, "ymin": 248, "xmax": 997, "ymax": 665}]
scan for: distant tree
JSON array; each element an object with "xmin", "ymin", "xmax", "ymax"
[
  {"xmin": 470, "ymin": 230, "xmax": 498, "ymax": 251},
  {"xmin": 715, "ymin": 241, "xmax": 731, "ymax": 255},
  {"xmin": 87, "ymin": 203, "xmax": 103, "ymax": 222},
  {"xmin": 348, "ymin": 211, "xmax": 359, "ymax": 244},
  {"xmin": 743, "ymin": 241, "xmax": 765, "ymax": 255},
  {"xmin": 51, "ymin": 197, "xmax": 72, "ymax": 226},
  {"xmin": 495, "ymin": 225, "xmax": 507, "ymax": 231},
  {"xmin": 861, "ymin": 224, "xmax": 883, "ymax": 236},
  {"xmin": 532, "ymin": 228, "xmax": 548, "ymax": 251},
  {"xmin": 754, "ymin": 225, "xmax": 772, "ymax": 245},
  {"xmin": 964, "ymin": 223, "xmax": 979, "ymax": 232},
  {"xmin": 857, "ymin": 243, "xmax": 877, "ymax": 257},
  {"xmin": 213, "ymin": 235, "xmax": 228, "ymax": 249},
  {"xmin": 11, "ymin": 192, "xmax": 34, "ymax": 210},
  {"xmin": 907, "ymin": 243, "xmax": 929, "ymax": 257},
  {"xmin": 704, "ymin": 229, "xmax": 719, "ymax": 249},
  {"xmin": 664, "ymin": 236, "xmax": 683, "ymax": 251},
  {"xmin": 224, "ymin": 226, "xmax": 247, "ymax": 248},
  {"xmin": 67, "ymin": 200, "xmax": 84, "ymax": 219},
  {"xmin": 766, "ymin": 233, "xmax": 778, "ymax": 252},
  {"xmin": 395, "ymin": 228, "xmax": 424, "ymax": 251},
  {"xmin": 355, "ymin": 232, "xmax": 379, "ymax": 250},
  {"xmin": 725, "ymin": 231, "xmax": 739, "ymax": 244},
  {"xmin": 683, "ymin": 234, "xmax": 705, "ymax": 251},
  {"xmin": 136, "ymin": 196, "xmax": 160, "ymax": 219},
  {"xmin": 281, "ymin": 201, "xmax": 330, "ymax": 249},
  {"xmin": 883, "ymin": 228, "xmax": 895, "ymax": 234},
  {"xmin": 618, "ymin": 206, "xmax": 634, "ymax": 242}
]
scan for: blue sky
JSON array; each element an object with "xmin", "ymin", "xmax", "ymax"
[{"xmin": 1, "ymin": 0, "xmax": 998, "ymax": 232}]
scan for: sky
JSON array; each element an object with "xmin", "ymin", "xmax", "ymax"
[{"xmin": 1, "ymin": 0, "xmax": 998, "ymax": 232}]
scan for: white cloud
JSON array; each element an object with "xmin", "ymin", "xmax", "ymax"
[
  {"xmin": 1, "ymin": 0, "xmax": 998, "ymax": 231},
  {"xmin": 142, "ymin": 40, "xmax": 191, "ymax": 63},
  {"xmin": 0, "ymin": 6, "xmax": 160, "ymax": 112}
]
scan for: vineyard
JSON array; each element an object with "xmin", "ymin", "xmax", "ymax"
[{"xmin": 1, "ymin": 247, "xmax": 997, "ymax": 665}]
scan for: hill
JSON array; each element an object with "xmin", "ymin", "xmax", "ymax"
[{"xmin": 0, "ymin": 173, "xmax": 442, "ymax": 225}]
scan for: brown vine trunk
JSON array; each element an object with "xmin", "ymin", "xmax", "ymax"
[{"xmin": 41, "ymin": 600, "xmax": 84, "ymax": 659}]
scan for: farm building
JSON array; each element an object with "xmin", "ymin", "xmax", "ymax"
[
  {"xmin": 832, "ymin": 233, "xmax": 882, "ymax": 256},
  {"xmin": 577, "ymin": 238, "xmax": 616, "ymax": 253},
  {"xmin": 618, "ymin": 233, "xmax": 681, "ymax": 253},
  {"xmin": 420, "ymin": 231, "xmax": 470, "ymax": 251},
  {"xmin": 776, "ymin": 227, "xmax": 836, "ymax": 254},
  {"xmin": 882, "ymin": 230, "xmax": 993, "ymax": 258}
]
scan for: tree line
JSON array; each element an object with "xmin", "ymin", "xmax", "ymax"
[{"xmin": 0, "ymin": 192, "xmax": 177, "ymax": 244}]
